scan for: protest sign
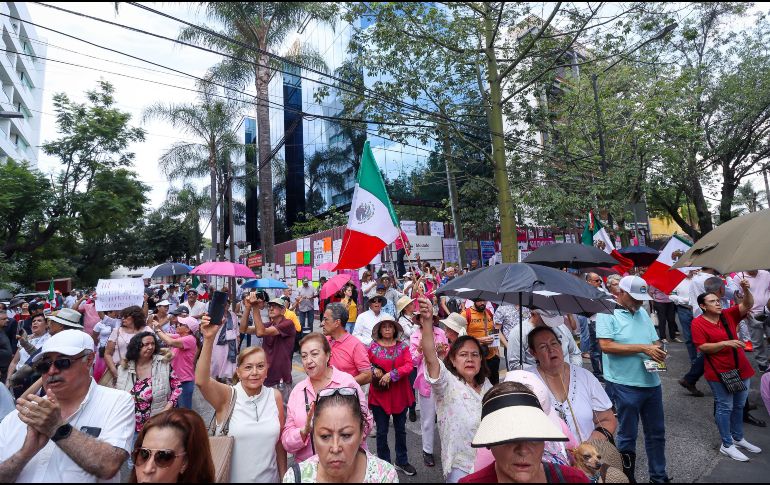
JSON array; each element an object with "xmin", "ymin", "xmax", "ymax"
[{"xmin": 95, "ymin": 278, "xmax": 144, "ymax": 311}]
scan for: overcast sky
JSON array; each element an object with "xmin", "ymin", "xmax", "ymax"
[
  {"xmin": 28, "ymin": 2, "xmax": 225, "ymax": 208},
  {"xmin": 25, "ymin": 2, "xmax": 770, "ymax": 215}
]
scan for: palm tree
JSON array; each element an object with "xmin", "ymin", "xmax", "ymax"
[
  {"xmin": 143, "ymin": 82, "xmax": 243, "ymax": 260},
  {"xmin": 732, "ymin": 181, "xmax": 767, "ymax": 216},
  {"xmin": 179, "ymin": 2, "xmax": 337, "ymax": 263},
  {"xmin": 163, "ymin": 184, "xmax": 210, "ymax": 264}
]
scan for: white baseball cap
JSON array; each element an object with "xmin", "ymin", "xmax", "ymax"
[
  {"xmin": 619, "ymin": 275, "xmax": 653, "ymax": 301},
  {"xmin": 533, "ymin": 309, "xmax": 566, "ymax": 328},
  {"xmin": 32, "ymin": 329, "xmax": 95, "ymax": 363}
]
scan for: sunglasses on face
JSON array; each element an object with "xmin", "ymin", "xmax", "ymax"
[
  {"xmin": 34, "ymin": 353, "xmax": 87, "ymax": 374},
  {"xmin": 132, "ymin": 448, "xmax": 186, "ymax": 468}
]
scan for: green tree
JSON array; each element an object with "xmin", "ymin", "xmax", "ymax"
[
  {"xmin": 144, "ymin": 82, "xmax": 243, "ymax": 260},
  {"xmin": 179, "ymin": 2, "xmax": 337, "ymax": 263},
  {"xmin": 341, "ymin": 3, "xmax": 631, "ymax": 261},
  {"xmin": 1, "ymin": 81, "xmax": 145, "ymax": 260}
]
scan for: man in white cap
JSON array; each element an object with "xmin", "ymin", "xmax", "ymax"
[
  {"xmin": 0, "ymin": 330, "xmax": 134, "ymax": 482},
  {"xmin": 597, "ymin": 275, "xmax": 669, "ymax": 483}
]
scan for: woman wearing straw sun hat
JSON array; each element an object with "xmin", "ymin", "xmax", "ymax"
[
  {"xmin": 367, "ymin": 315, "xmax": 417, "ymax": 476},
  {"xmin": 440, "ymin": 312, "xmax": 468, "ymax": 345},
  {"xmin": 459, "ymin": 381, "xmax": 589, "ymax": 483}
]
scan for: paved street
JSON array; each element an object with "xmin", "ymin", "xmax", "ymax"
[{"xmin": 190, "ymin": 331, "xmax": 770, "ymax": 483}]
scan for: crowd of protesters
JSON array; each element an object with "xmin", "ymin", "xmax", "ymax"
[{"xmin": 1, "ymin": 252, "xmax": 770, "ymax": 484}]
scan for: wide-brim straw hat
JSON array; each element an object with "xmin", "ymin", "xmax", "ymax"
[
  {"xmin": 439, "ymin": 312, "xmax": 467, "ymax": 337},
  {"xmin": 472, "ymin": 391, "xmax": 568, "ymax": 448},
  {"xmin": 396, "ymin": 295, "xmax": 416, "ymax": 316},
  {"xmin": 371, "ymin": 314, "xmax": 402, "ymax": 340}
]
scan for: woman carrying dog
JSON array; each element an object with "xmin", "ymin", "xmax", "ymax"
[
  {"xmin": 458, "ymin": 381, "xmax": 588, "ymax": 483},
  {"xmin": 527, "ymin": 326, "xmax": 617, "ymax": 443}
]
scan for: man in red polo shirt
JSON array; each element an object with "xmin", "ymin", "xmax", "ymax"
[{"xmin": 322, "ymin": 302, "xmax": 372, "ymax": 387}]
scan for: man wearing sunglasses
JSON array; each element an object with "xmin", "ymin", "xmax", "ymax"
[{"xmin": 0, "ymin": 330, "xmax": 135, "ymax": 482}]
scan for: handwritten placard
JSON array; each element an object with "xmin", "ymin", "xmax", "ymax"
[{"xmin": 95, "ymin": 278, "xmax": 145, "ymax": 311}]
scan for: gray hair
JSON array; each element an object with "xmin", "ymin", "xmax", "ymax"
[
  {"xmin": 326, "ymin": 302, "xmax": 349, "ymax": 326},
  {"xmin": 606, "ymin": 274, "xmax": 622, "ymax": 286},
  {"xmin": 704, "ymin": 276, "xmax": 725, "ymax": 294}
]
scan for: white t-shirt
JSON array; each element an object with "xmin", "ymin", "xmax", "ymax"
[
  {"xmin": 732, "ymin": 270, "xmax": 770, "ymax": 315},
  {"xmin": 179, "ymin": 300, "xmax": 207, "ymax": 318},
  {"xmin": 352, "ymin": 310, "xmax": 394, "ymax": 347},
  {"xmin": 0, "ymin": 379, "xmax": 134, "ymax": 483},
  {"xmin": 93, "ymin": 317, "xmax": 121, "ymax": 349},
  {"xmin": 530, "ymin": 364, "xmax": 613, "ymax": 442},
  {"xmin": 15, "ymin": 333, "xmax": 50, "ymax": 370}
]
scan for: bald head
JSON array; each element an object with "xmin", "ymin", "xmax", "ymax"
[{"xmin": 586, "ymin": 273, "xmax": 602, "ymax": 288}]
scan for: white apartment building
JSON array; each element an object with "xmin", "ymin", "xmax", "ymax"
[{"xmin": 0, "ymin": 2, "xmax": 45, "ymax": 167}]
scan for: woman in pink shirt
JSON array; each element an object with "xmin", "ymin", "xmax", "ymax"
[
  {"xmin": 282, "ymin": 333, "xmax": 372, "ymax": 462},
  {"xmin": 153, "ymin": 316, "xmax": 199, "ymax": 410},
  {"xmin": 410, "ymin": 314, "xmax": 449, "ymax": 468}
]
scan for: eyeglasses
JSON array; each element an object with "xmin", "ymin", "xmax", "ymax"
[
  {"xmin": 132, "ymin": 448, "xmax": 187, "ymax": 468},
  {"xmin": 316, "ymin": 387, "xmax": 359, "ymax": 404},
  {"xmin": 34, "ymin": 353, "xmax": 87, "ymax": 374}
]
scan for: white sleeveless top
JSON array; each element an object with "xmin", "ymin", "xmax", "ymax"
[{"xmin": 217, "ymin": 382, "xmax": 280, "ymax": 483}]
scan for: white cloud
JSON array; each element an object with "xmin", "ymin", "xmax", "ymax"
[{"xmin": 27, "ymin": 2, "xmax": 225, "ymax": 208}]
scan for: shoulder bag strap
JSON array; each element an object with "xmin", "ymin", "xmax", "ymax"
[
  {"xmin": 219, "ymin": 387, "xmax": 238, "ymax": 436},
  {"xmin": 718, "ymin": 314, "xmax": 741, "ymax": 369}
]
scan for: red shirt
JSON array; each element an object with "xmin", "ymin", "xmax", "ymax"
[
  {"xmin": 691, "ymin": 305, "xmax": 755, "ymax": 382},
  {"xmin": 367, "ymin": 340, "xmax": 414, "ymax": 415},
  {"xmin": 459, "ymin": 462, "xmax": 589, "ymax": 483}
]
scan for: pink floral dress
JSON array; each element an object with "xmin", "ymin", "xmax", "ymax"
[{"xmin": 130, "ymin": 369, "xmax": 182, "ymax": 432}]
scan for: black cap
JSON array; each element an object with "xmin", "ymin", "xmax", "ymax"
[{"xmin": 171, "ymin": 307, "xmax": 189, "ymax": 316}]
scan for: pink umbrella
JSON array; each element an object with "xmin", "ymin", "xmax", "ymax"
[
  {"xmin": 191, "ymin": 261, "xmax": 256, "ymax": 278},
  {"xmin": 320, "ymin": 274, "xmax": 352, "ymax": 300}
]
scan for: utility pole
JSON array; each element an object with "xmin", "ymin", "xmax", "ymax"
[
  {"xmin": 442, "ymin": 132, "xmax": 465, "ymax": 268},
  {"xmin": 227, "ymin": 156, "xmax": 237, "ymax": 310}
]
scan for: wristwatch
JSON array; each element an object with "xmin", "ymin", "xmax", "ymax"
[{"xmin": 51, "ymin": 423, "xmax": 73, "ymax": 442}]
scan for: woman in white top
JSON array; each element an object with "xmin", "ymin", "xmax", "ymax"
[
  {"xmin": 526, "ymin": 326, "xmax": 616, "ymax": 443},
  {"xmin": 361, "ymin": 270, "xmax": 377, "ymax": 307},
  {"xmin": 197, "ymin": 315, "xmax": 287, "ymax": 482},
  {"xmin": 104, "ymin": 305, "xmax": 153, "ymax": 386},
  {"xmin": 417, "ymin": 298, "xmax": 492, "ymax": 483},
  {"xmin": 92, "ymin": 311, "xmax": 121, "ymax": 382}
]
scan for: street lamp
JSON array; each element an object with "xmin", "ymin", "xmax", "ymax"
[{"xmin": 591, "ymin": 22, "xmax": 677, "ymax": 234}]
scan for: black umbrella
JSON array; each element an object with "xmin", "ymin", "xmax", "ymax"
[
  {"xmin": 142, "ymin": 263, "xmax": 194, "ymax": 279},
  {"xmin": 617, "ymin": 246, "xmax": 660, "ymax": 267},
  {"xmin": 436, "ymin": 263, "xmax": 615, "ymax": 369},
  {"xmin": 522, "ymin": 243, "xmax": 618, "ymax": 269}
]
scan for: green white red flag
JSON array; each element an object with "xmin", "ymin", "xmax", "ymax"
[
  {"xmin": 642, "ymin": 235, "xmax": 694, "ymax": 293},
  {"xmin": 329, "ymin": 141, "xmax": 400, "ymax": 271},
  {"xmin": 581, "ymin": 211, "xmax": 634, "ymax": 274}
]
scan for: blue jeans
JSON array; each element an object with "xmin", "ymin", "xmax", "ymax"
[
  {"xmin": 371, "ymin": 405, "xmax": 409, "ymax": 466},
  {"xmin": 577, "ymin": 315, "xmax": 590, "ymax": 353},
  {"xmin": 299, "ymin": 311, "xmax": 314, "ymax": 334},
  {"xmin": 588, "ymin": 320, "xmax": 603, "ymax": 380},
  {"xmin": 682, "ymin": 353, "xmax": 705, "ymax": 386},
  {"xmin": 677, "ymin": 306, "xmax": 697, "ymax": 364},
  {"xmin": 611, "ymin": 382, "xmax": 667, "ymax": 482},
  {"xmin": 178, "ymin": 381, "xmax": 195, "ymax": 410},
  {"xmin": 707, "ymin": 378, "xmax": 750, "ymax": 447}
]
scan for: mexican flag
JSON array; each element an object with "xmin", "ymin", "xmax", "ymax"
[
  {"xmin": 581, "ymin": 211, "xmax": 634, "ymax": 274},
  {"xmin": 330, "ymin": 141, "xmax": 400, "ymax": 271},
  {"xmin": 48, "ymin": 278, "xmax": 55, "ymax": 302},
  {"xmin": 642, "ymin": 235, "xmax": 694, "ymax": 294}
]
